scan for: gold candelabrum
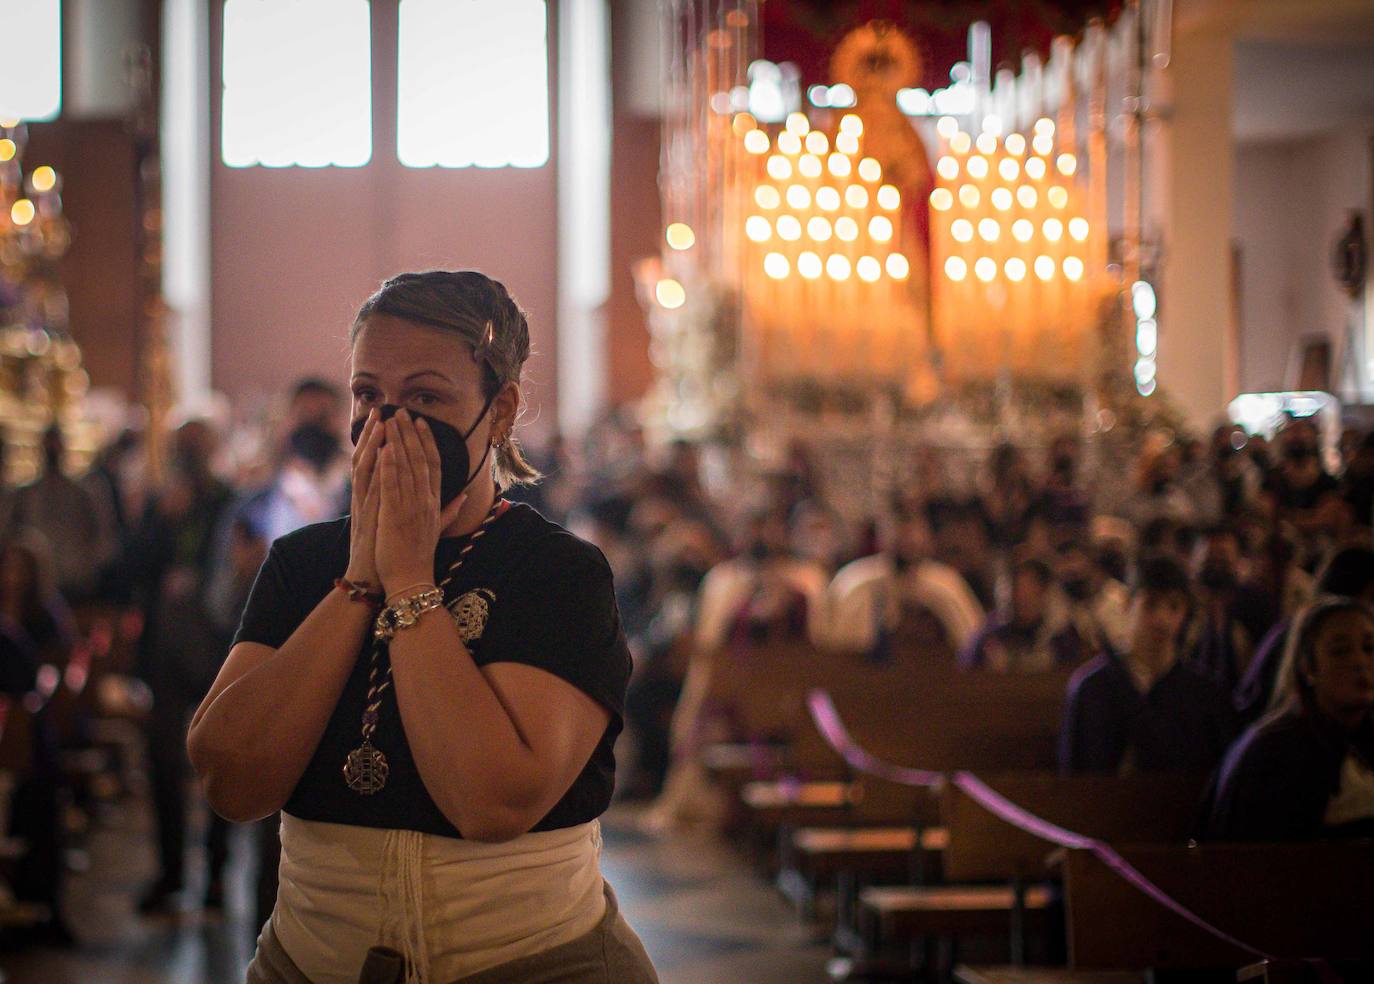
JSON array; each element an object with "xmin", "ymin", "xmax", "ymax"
[{"xmin": 0, "ymin": 116, "xmax": 95, "ymax": 486}]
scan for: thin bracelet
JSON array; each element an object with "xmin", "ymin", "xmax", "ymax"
[
  {"xmin": 385, "ymin": 582, "xmax": 438, "ymax": 605},
  {"xmin": 335, "ymin": 577, "xmax": 384, "ymax": 604}
]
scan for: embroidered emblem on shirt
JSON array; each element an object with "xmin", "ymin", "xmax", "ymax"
[{"xmin": 448, "ymin": 588, "xmax": 495, "ymax": 643}]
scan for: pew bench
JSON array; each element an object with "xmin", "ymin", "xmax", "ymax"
[
  {"xmin": 1065, "ymin": 841, "xmax": 1374, "ymax": 971},
  {"xmin": 855, "ymin": 773, "xmax": 1208, "ymax": 969},
  {"xmin": 791, "ymin": 824, "xmax": 949, "ymax": 880}
]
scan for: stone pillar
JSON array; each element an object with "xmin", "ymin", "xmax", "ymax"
[{"xmin": 1153, "ymin": 13, "xmax": 1238, "ymax": 429}]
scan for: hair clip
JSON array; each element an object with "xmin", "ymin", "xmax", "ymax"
[{"xmin": 473, "ymin": 320, "xmax": 495, "ymax": 363}]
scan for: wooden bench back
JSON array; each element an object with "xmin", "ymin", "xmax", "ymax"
[
  {"xmin": 708, "ymin": 643, "xmax": 1074, "ymax": 777},
  {"xmin": 939, "ymin": 772, "xmax": 1208, "ymax": 882},
  {"xmin": 1065, "ymin": 840, "xmax": 1374, "ymax": 969},
  {"xmin": 0, "ymin": 696, "xmax": 34, "ymax": 776}
]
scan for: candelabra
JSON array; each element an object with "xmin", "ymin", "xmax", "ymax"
[{"xmin": 0, "ymin": 117, "xmax": 92, "ymax": 484}]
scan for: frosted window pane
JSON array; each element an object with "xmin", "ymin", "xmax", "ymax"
[
  {"xmin": 221, "ymin": 0, "xmax": 371, "ymax": 168},
  {"xmin": 398, "ymin": 0, "xmax": 549, "ymax": 168},
  {"xmin": 0, "ymin": 0, "xmax": 61, "ymax": 121}
]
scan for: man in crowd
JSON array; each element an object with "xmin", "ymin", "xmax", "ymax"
[
  {"xmin": 1060, "ymin": 555, "xmax": 1237, "ymax": 775},
  {"xmin": 826, "ymin": 500, "xmax": 984, "ymax": 661}
]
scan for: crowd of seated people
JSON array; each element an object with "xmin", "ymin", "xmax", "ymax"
[
  {"xmin": 554, "ymin": 412, "xmax": 1374, "ymax": 843},
  {"xmin": 0, "ymin": 395, "xmax": 1370, "ymax": 955}
]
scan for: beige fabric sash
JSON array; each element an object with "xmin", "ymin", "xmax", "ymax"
[{"xmin": 271, "ymin": 813, "xmax": 606, "ymax": 984}]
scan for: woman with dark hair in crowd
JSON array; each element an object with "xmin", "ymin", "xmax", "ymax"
[
  {"xmin": 1234, "ymin": 545, "xmax": 1374, "ymax": 723},
  {"xmin": 188, "ymin": 270, "xmax": 656, "ymax": 983},
  {"xmin": 1205, "ymin": 596, "xmax": 1374, "ymax": 841}
]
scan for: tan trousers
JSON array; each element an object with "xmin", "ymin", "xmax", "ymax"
[{"xmin": 245, "ymin": 882, "xmax": 659, "ymax": 984}]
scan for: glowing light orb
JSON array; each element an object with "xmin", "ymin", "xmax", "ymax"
[
  {"xmin": 763, "ymin": 252, "xmax": 790, "ymax": 279},
  {"xmin": 666, "ymin": 223, "xmax": 695, "ymax": 249},
  {"xmin": 655, "ymin": 278, "xmax": 685, "ymax": 308}
]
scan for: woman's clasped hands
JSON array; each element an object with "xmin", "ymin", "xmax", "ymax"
[{"xmin": 346, "ymin": 408, "xmax": 469, "ymax": 597}]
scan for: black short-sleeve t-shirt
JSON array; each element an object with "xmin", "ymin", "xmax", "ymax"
[{"xmin": 232, "ymin": 502, "xmax": 631, "ymax": 839}]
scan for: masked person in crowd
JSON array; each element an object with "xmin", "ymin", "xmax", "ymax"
[
  {"xmin": 826, "ymin": 499, "xmax": 984, "ymax": 662},
  {"xmin": 1184, "ymin": 524, "xmax": 1277, "ymax": 695},
  {"xmin": 1051, "ymin": 537, "xmax": 1131, "ymax": 658},
  {"xmin": 1267, "ymin": 421, "xmax": 1347, "ymax": 548},
  {"xmin": 1206, "ymin": 596, "xmax": 1374, "ymax": 840},
  {"xmin": 188, "ymin": 271, "xmax": 657, "ymax": 982},
  {"xmin": 1121, "ymin": 435, "xmax": 1198, "ymax": 530},
  {"xmin": 1038, "ymin": 434, "xmax": 1091, "ymax": 531},
  {"xmin": 959, "ymin": 557, "xmax": 1073, "ymax": 673},
  {"xmin": 1060, "ymin": 555, "xmax": 1236, "ymax": 775}
]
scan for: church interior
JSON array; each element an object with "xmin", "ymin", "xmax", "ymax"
[{"xmin": 2, "ymin": 0, "xmax": 1374, "ymax": 981}]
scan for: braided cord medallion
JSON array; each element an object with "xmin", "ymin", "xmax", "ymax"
[{"xmin": 344, "ymin": 498, "xmax": 506, "ymax": 795}]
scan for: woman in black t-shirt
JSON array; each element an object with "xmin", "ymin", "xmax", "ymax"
[{"xmin": 188, "ymin": 271, "xmax": 657, "ymax": 983}]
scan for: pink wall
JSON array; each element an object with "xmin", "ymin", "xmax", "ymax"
[{"xmin": 208, "ymin": 1, "xmax": 559, "ymax": 441}]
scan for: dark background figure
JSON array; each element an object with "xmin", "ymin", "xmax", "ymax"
[
  {"xmin": 204, "ymin": 515, "xmax": 272, "ymax": 929},
  {"xmin": 126, "ymin": 421, "xmax": 236, "ymax": 914},
  {"xmin": 0, "ymin": 534, "xmax": 78, "ymax": 945},
  {"xmin": 1266, "ymin": 420, "xmax": 1347, "ymax": 555},
  {"xmin": 5, "ymin": 425, "xmax": 118, "ymax": 605},
  {"xmin": 1341, "ymin": 431, "xmax": 1374, "ymax": 530},
  {"xmin": 1184, "ymin": 523, "xmax": 1276, "ymax": 695},
  {"xmin": 959, "ymin": 557, "xmax": 1069, "ymax": 673},
  {"xmin": 1038, "ymin": 433, "xmax": 1091, "ymax": 531}
]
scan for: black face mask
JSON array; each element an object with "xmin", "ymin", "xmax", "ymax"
[
  {"xmin": 892, "ymin": 551, "xmax": 919, "ymax": 574},
  {"xmin": 1062, "ymin": 576, "xmax": 1094, "ymax": 601},
  {"xmin": 1198, "ymin": 562, "xmax": 1237, "ymax": 592},
  {"xmin": 288, "ymin": 423, "xmax": 341, "ymax": 474},
  {"xmin": 351, "ymin": 399, "xmax": 496, "ymax": 507},
  {"xmin": 747, "ymin": 541, "xmax": 777, "ymax": 563}
]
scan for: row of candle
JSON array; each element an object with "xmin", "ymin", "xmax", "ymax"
[
  {"xmin": 930, "ymin": 116, "xmax": 1096, "ymax": 381},
  {"xmin": 732, "ymin": 111, "xmax": 922, "ymax": 383}
]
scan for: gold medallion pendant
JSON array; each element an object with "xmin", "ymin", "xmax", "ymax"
[{"xmin": 344, "ymin": 740, "xmax": 389, "ymax": 795}]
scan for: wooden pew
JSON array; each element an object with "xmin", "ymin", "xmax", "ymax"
[
  {"xmin": 1065, "ymin": 841, "xmax": 1374, "ymax": 971},
  {"xmin": 859, "ymin": 774, "xmax": 1209, "ymax": 966},
  {"xmin": 733, "ymin": 663, "xmax": 1075, "ymax": 831}
]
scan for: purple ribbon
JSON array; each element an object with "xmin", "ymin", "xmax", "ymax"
[
  {"xmin": 805, "ymin": 689, "xmax": 1275, "ymax": 962},
  {"xmin": 807, "ymin": 687, "xmax": 943, "ymax": 789}
]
